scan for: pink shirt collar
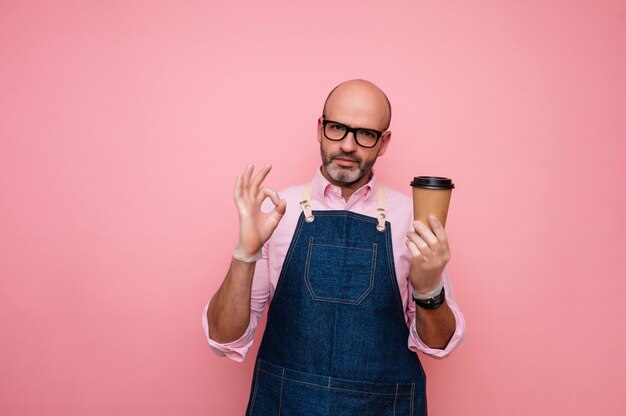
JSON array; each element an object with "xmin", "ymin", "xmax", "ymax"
[{"xmin": 311, "ymin": 167, "xmax": 378, "ymax": 207}]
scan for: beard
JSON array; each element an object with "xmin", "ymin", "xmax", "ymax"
[{"xmin": 320, "ymin": 147, "xmax": 377, "ymax": 186}]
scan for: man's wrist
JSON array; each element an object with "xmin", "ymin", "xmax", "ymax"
[
  {"xmin": 412, "ymin": 279, "xmax": 446, "ymax": 310},
  {"xmin": 411, "ymin": 279, "xmax": 444, "ymax": 300},
  {"xmin": 233, "ymin": 245, "xmax": 262, "ymax": 263},
  {"xmin": 413, "ymin": 286, "xmax": 446, "ymax": 310}
]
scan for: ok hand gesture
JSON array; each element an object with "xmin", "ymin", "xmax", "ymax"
[{"xmin": 233, "ymin": 164, "xmax": 287, "ymax": 259}]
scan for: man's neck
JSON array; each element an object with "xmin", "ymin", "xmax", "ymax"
[{"xmin": 320, "ymin": 167, "xmax": 373, "ymax": 202}]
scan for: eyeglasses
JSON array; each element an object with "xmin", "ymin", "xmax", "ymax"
[{"xmin": 321, "ymin": 119, "xmax": 386, "ymax": 148}]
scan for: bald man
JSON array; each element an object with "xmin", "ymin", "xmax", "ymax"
[{"xmin": 204, "ymin": 80, "xmax": 465, "ymax": 415}]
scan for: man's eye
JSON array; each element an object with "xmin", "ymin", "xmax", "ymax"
[
  {"xmin": 360, "ymin": 130, "xmax": 375, "ymax": 138},
  {"xmin": 330, "ymin": 124, "xmax": 345, "ymax": 131}
]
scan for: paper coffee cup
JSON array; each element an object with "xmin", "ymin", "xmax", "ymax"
[{"xmin": 410, "ymin": 176, "xmax": 455, "ymax": 229}]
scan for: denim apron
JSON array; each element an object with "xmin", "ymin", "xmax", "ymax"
[{"xmin": 246, "ymin": 185, "xmax": 427, "ymax": 415}]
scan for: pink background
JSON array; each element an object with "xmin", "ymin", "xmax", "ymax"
[{"xmin": 1, "ymin": 1, "xmax": 625, "ymax": 414}]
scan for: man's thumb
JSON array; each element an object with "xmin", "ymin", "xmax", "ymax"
[{"xmin": 273, "ymin": 199, "xmax": 287, "ymax": 218}]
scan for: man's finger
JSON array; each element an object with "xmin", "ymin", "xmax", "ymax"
[
  {"xmin": 233, "ymin": 173, "xmax": 243, "ymax": 200},
  {"xmin": 406, "ymin": 232, "xmax": 431, "ymax": 257},
  {"xmin": 428, "ymin": 215, "xmax": 449, "ymax": 251},
  {"xmin": 269, "ymin": 198, "xmax": 287, "ymax": 221},
  {"xmin": 412, "ymin": 220, "xmax": 439, "ymax": 252},
  {"xmin": 256, "ymin": 186, "xmax": 280, "ymax": 206},
  {"xmin": 250, "ymin": 163, "xmax": 272, "ymax": 194},
  {"xmin": 257, "ymin": 186, "xmax": 286, "ymax": 221},
  {"xmin": 241, "ymin": 163, "xmax": 253, "ymax": 194},
  {"xmin": 405, "ymin": 240, "xmax": 422, "ymax": 258}
]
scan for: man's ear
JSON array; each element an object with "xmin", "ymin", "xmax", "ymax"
[
  {"xmin": 317, "ymin": 117, "xmax": 323, "ymax": 143},
  {"xmin": 377, "ymin": 131, "xmax": 392, "ymax": 157}
]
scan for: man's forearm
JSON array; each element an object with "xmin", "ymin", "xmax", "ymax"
[
  {"xmin": 414, "ymin": 301, "xmax": 456, "ymax": 350},
  {"xmin": 207, "ymin": 258, "xmax": 256, "ymax": 343}
]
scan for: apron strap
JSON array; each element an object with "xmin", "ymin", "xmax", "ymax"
[
  {"xmin": 300, "ymin": 183, "xmax": 386, "ymax": 230},
  {"xmin": 300, "ymin": 183, "xmax": 315, "ymax": 222},
  {"xmin": 376, "ymin": 186, "xmax": 386, "ymax": 232}
]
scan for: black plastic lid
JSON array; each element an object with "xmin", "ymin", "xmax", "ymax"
[{"xmin": 410, "ymin": 176, "xmax": 455, "ymax": 190}]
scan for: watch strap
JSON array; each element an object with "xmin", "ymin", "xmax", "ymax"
[{"xmin": 413, "ymin": 286, "xmax": 445, "ymax": 309}]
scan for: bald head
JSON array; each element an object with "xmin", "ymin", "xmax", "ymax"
[{"xmin": 322, "ymin": 79, "xmax": 392, "ymax": 130}]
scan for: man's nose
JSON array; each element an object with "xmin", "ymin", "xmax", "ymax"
[{"xmin": 340, "ymin": 131, "xmax": 358, "ymax": 152}]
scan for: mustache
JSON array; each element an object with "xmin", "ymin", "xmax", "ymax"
[{"xmin": 331, "ymin": 153, "xmax": 361, "ymax": 163}]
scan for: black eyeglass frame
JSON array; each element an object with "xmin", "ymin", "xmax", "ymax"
[{"xmin": 321, "ymin": 118, "xmax": 386, "ymax": 148}]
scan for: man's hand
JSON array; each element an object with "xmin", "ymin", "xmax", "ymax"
[
  {"xmin": 405, "ymin": 215, "xmax": 451, "ymax": 293},
  {"xmin": 234, "ymin": 163, "xmax": 287, "ymax": 257},
  {"xmin": 208, "ymin": 163, "xmax": 285, "ymax": 343}
]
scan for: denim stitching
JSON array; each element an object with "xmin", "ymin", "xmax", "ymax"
[
  {"xmin": 304, "ymin": 240, "xmax": 376, "ymax": 305},
  {"xmin": 278, "ymin": 368, "xmax": 285, "ymax": 416},
  {"xmin": 313, "ymin": 210, "xmax": 378, "ymax": 224},
  {"xmin": 310, "ymin": 243, "xmax": 374, "ymax": 251},
  {"xmin": 256, "ymin": 368, "xmax": 414, "ymax": 396},
  {"xmin": 385, "ymin": 225, "xmax": 408, "ymax": 325},
  {"xmin": 360, "ymin": 243, "xmax": 377, "ymax": 304},
  {"xmin": 303, "ymin": 237, "xmax": 315, "ymax": 300},
  {"xmin": 393, "ymin": 383, "xmax": 398, "ymax": 416},
  {"xmin": 273, "ymin": 213, "xmax": 306, "ymax": 302},
  {"xmin": 249, "ymin": 364, "xmax": 260, "ymax": 414}
]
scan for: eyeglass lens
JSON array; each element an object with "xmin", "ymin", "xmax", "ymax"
[{"xmin": 324, "ymin": 122, "xmax": 379, "ymax": 148}]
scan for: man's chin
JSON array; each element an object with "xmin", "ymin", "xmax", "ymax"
[{"xmin": 327, "ymin": 167, "xmax": 362, "ymax": 186}]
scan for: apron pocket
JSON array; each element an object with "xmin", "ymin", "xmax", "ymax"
[
  {"xmin": 247, "ymin": 365, "xmax": 283, "ymax": 416},
  {"xmin": 250, "ymin": 360, "xmax": 330, "ymax": 415},
  {"xmin": 250, "ymin": 360, "xmax": 416, "ymax": 416},
  {"xmin": 304, "ymin": 237, "xmax": 377, "ymax": 305}
]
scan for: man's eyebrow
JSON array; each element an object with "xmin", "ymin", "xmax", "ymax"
[{"xmin": 326, "ymin": 119, "xmax": 382, "ymax": 131}]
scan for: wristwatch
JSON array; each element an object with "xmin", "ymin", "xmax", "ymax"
[{"xmin": 412, "ymin": 286, "xmax": 445, "ymax": 310}]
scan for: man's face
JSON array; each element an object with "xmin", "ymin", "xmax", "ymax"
[
  {"xmin": 319, "ymin": 122, "xmax": 387, "ymax": 186},
  {"xmin": 317, "ymin": 86, "xmax": 391, "ymax": 189}
]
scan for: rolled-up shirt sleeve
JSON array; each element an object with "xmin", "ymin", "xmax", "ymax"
[
  {"xmin": 407, "ymin": 268, "xmax": 466, "ymax": 358},
  {"xmin": 202, "ymin": 244, "xmax": 271, "ymax": 362}
]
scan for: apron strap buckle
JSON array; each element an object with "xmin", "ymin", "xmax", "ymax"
[
  {"xmin": 376, "ymin": 208, "xmax": 386, "ymax": 232},
  {"xmin": 300, "ymin": 200, "xmax": 315, "ymax": 222}
]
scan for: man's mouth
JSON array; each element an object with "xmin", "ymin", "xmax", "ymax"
[{"xmin": 333, "ymin": 157, "xmax": 358, "ymax": 167}]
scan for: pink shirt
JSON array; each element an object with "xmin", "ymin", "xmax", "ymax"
[{"xmin": 203, "ymin": 169, "xmax": 466, "ymax": 362}]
